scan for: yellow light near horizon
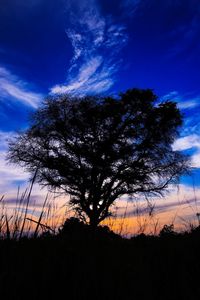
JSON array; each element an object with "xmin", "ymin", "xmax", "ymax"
[{"xmin": 1, "ymin": 183, "xmax": 200, "ymax": 237}]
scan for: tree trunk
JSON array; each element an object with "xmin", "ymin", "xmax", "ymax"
[{"xmin": 89, "ymin": 213, "xmax": 99, "ymax": 230}]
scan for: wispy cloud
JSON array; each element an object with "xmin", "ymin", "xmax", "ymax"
[
  {"xmin": 123, "ymin": 197, "xmax": 200, "ymax": 219},
  {"xmin": 173, "ymin": 134, "xmax": 200, "ymax": 152},
  {"xmin": 113, "ymin": 183, "xmax": 200, "ymax": 234},
  {"xmin": 51, "ymin": 0, "xmax": 129, "ymax": 95},
  {"xmin": 120, "ymin": 0, "xmax": 142, "ymax": 16},
  {"xmin": 178, "ymin": 99, "xmax": 200, "ymax": 110},
  {"xmin": 190, "ymin": 152, "xmax": 200, "ymax": 169},
  {"xmin": 0, "ymin": 131, "xmax": 28, "ymax": 194},
  {"xmin": 173, "ymin": 134, "xmax": 200, "ymax": 168},
  {"xmin": 161, "ymin": 91, "xmax": 200, "ymax": 110},
  {"xmin": 0, "ymin": 130, "xmax": 50, "ymax": 207},
  {"xmin": 161, "ymin": 91, "xmax": 200, "ymax": 169},
  {"xmin": 0, "ymin": 67, "xmax": 43, "ymax": 197},
  {"xmin": 0, "ymin": 67, "xmax": 43, "ymax": 108},
  {"xmin": 0, "ymin": 131, "xmax": 68, "ymax": 213},
  {"xmin": 118, "ymin": 183, "xmax": 200, "ymax": 218},
  {"xmin": 167, "ymin": 8, "xmax": 200, "ymax": 59},
  {"xmin": 0, "ymin": 130, "xmax": 14, "ymax": 151}
]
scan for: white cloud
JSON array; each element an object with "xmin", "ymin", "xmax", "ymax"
[
  {"xmin": 0, "ymin": 131, "xmax": 47, "ymax": 202},
  {"xmin": 0, "ymin": 66, "xmax": 43, "ymax": 108},
  {"xmin": 0, "ymin": 67, "xmax": 44, "ymax": 200},
  {"xmin": 161, "ymin": 90, "xmax": 180, "ymax": 101},
  {"xmin": 178, "ymin": 99, "xmax": 200, "ymax": 109},
  {"xmin": 161, "ymin": 90, "xmax": 200, "ymax": 110},
  {"xmin": 0, "ymin": 131, "xmax": 70, "ymax": 221},
  {"xmin": 0, "ymin": 130, "xmax": 15, "ymax": 151},
  {"xmin": 0, "ymin": 131, "xmax": 29, "ymax": 196},
  {"xmin": 51, "ymin": 56, "xmax": 116, "ymax": 95},
  {"xmin": 0, "ymin": 150, "xmax": 28, "ymax": 190},
  {"xmin": 161, "ymin": 91, "xmax": 200, "ymax": 170},
  {"xmin": 51, "ymin": 0, "xmax": 129, "ymax": 95},
  {"xmin": 173, "ymin": 134, "xmax": 200, "ymax": 151},
  {"xmin": 173, "ymin": 134, "xmax": 200, "ymax": 168},
  {"xmin": 191, "ymin": 152, "xmax": 200, "ymax": 168},
  {"xmin": 52, "ymin": 56, "xmax": 103, "ymax": 94}
]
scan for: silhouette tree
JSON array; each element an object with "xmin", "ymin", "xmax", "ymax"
[{"xmin": 8, "ymin": 89, "xmax": 189, "ymax": 227}]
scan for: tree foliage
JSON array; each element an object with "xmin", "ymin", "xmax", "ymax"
[{"xmin": 8, "ymin": 89, "xmax": 189, "ymax": 226}]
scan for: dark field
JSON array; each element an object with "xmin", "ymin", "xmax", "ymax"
[{"xmin": 1, "ymin": 224, "xmax": 200, "ymax": 300}]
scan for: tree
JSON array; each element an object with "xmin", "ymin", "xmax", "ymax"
[{"xmin": 8, "ymin": 89, "xmax": 189, "ymax": 227}]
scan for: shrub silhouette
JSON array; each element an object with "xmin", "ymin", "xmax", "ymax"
[
  {"xmin": 58, "ymin": 217, "xmax": 87, "ymax": 236},
  {"xmin": 159, "ymin": 224, "xmax": 176, "ymax": 237},
  {"xmin": 190, "ymin": 224, "xmax": 200, "ymax": 236},
  {"xmin": 58, "ymin": 217, "xmax": 120, "ymax": 240}
]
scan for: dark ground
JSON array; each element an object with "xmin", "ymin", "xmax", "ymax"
[{"xmin": 1, "ymin": 221, "xmax": 200, "ymax": 300}]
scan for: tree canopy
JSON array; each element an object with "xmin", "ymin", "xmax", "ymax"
[{"xmin": 8, "ymin": 89, "xmax": 189, "ymax": 227}]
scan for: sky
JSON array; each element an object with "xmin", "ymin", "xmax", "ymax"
[{"xmin": 0, "ymin": 0, "xmax": 200, "ymax": 233}]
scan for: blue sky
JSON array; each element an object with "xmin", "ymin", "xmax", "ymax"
[{"xmin": 0, "ymin": 0, "xmax": 200, "ymax": 228}]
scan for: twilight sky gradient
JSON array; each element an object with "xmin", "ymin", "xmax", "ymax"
[{"xmin": 0, "ymin": 0, "xmax": 200, "ymax": 232}]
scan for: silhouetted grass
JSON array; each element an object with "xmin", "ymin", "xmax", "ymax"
[
  {"xmin": 1, "ymin": 222, "xmax": 200, "ymax": 300},
  {"xmin": 1, "ymin": 186, "xmax": 200, "ymax": 299}
]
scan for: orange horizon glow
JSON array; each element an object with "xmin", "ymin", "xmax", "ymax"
[{"xmin": 1, "ymin": 182, "xmax": 200, "ymax": 237}]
